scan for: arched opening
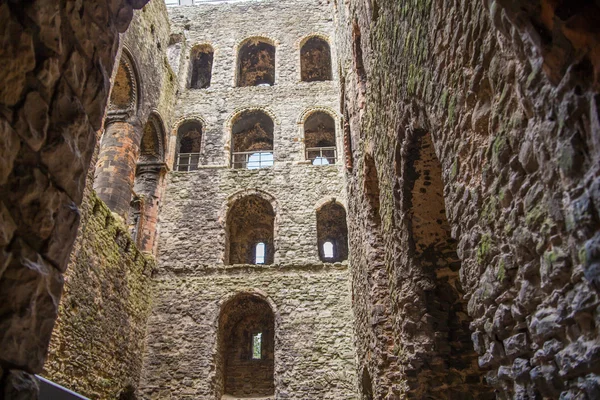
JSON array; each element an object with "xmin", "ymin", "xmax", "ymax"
[
  {"xmin": 364, "ymin": 154, "xmax": 380, "ymax": 226},
  {"xmin": 130, "ymin": 114, "xmax": 165, "ymax": 252},
  {"xmin": 190, "ymin": 45, "xmax": 213, "ymax": 89},
  {"xmin": 404, "ymin": 130, "xmax": 490, "ymax": 397},
  {"xmin": 110, "ymin": 60, "xmax": 135, "ymax": 110},
  {"xmin": 304, "ymin": 111, "xmax": 336, "ymax": 165},
  {"xmin": 226, "ymin": 194, "xmax": 275, "ymax": 265},
  {"xmin": 361, "ymin": 369, "xmax": 374, "ymax": 400},
  {"xmin": 316, "ymin": 201, "xmax": 348, "ymax": 262},
  {"xmin": 231, "ymin": 110, "xmax": 274, "ymax": 169},
  {"xmin": 352, "ymin": 20, "xmax": 367, "ymax": 93},
  {"xmin": 237, "ymin": 38, "xmax": 275, "ymax": 87},
  {"xmin": 300, "ymin": 36, "xmax": 332, "ymax": 82},
  {"xmin": 175, "ymin": 120, "xmax": 203, "ymax": 171},
  {"xmin": 217, "ymin": 294, "xmax": 275, "ymax": 398}
]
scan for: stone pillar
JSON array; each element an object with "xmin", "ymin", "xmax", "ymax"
[
  {"xmin": 94, "ymin": 120, "xmax": 143, "ymax": 219},
  {"xmin": 132, "ymin": 163, "xmax": 166, "ymax": 253}
]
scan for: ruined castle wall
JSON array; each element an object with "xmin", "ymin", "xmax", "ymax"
[
  {"xmin": 139, "ymin": 266, "xmax": 356, "ymax": 399},
  {"xmin": 0, "ymin": 0, "xmax": 149, "ymax": 395},
  {"xmin": 44, "ymin": 187, "xmax": 155, "ymax": 400},
  {"xmin": 159, "ymin": 165, "xmax": 345, "ymax": 269},
  {"xmin": 165, "ymin": 0, "xmax": 340, "ymax": 169},
  {"xmin": 42, "ymin": 3, "xmax": 180, "ymax": 398},
  {"xmin": 336, "ymin": 0, "xmax": 600, "ymax": 398},
  {"xmin": 138, "ymin": 1, "xmax": 358, "ymax": 399}
]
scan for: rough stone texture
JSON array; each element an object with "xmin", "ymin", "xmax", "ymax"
[
  {"xmin": 41, "ymin": 2, "xmax": 177, "ymax": 398},
  {"xmin": 137, "ymin": 1, "xmax": 357, "ymax": 399},
  {"xmin": 0, "ymin": 0, "xmax": 148, "ymax": 396},
  {"xmin": 139, "ymin": 267, "xmax": 356, "ymax": 400},
  {"xmin": 335, "ymin": 0, "xmax": 600, "ymax": 398},
  {"xmin": 43, "ymin": 191, "xmax": 154, "ymax": 399}
]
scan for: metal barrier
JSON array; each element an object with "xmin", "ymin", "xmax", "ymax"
[
  {"xmin": 175, "ymin": 152, "xmax": 201, "ymax": 171},
  {"xmin": 306, "ymin": 146, "xmax": 336, "ymax": 165},
  {"xmin": 37, "ymin": 376, "xmax": 89, "ymax": 400},
  {"xmin": 231, "ymin": 151, "xmax": 274, "ymax": 169}
]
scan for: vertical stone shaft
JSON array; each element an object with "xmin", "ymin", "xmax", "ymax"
[
  {"xmin": 133, "ymin": 165, "xmax": 164, "ymax": 253},
  {"xmin": 94, "ymin": 121, "xmax": 143, "ymax": 218}
]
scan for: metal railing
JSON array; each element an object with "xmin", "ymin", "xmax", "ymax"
[
  {"xmin": 231, "ymin": 151, "xmax": 274, "ymax": 169},
  {"xmin": 175, "ymin": 153, "xmax": 201, "ymax": 171},
  {"xmin": 306, "ymin": 146, "xmax": 337, "ymax": 165}
]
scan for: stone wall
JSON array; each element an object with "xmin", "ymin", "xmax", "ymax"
[
  {"xmin": 159, "ymin": 165, "xmax": 346, "ymax": 269},
  {"xmin": 0, "ymin": 0, "xmax": 147, "ymax": 396},
  {"xmin": 139, "ymin": 266, "xmax": 356, "ymax": 400},
  {"xmin": 165, "ymin": 0, "xmax": 341, "ymax": 169},
  {"xmin": 43, "ymin": 189, "xmax": 154, "ymax": 399},
  {"xmin": 41, "ymin": 2, "xmax": 179, "ymax": 398},
  {"xmin": 139, "ymin": 1, "xmax": 358, "ymax": 399},
  {"xmin": 335, "ymin": 0, "xmax": 600, "ymax": 398}
]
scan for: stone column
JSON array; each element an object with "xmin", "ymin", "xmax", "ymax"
[
  {"xmin": 132, "ymin": 163, "xmax": 166, "ymax": 253},
  {"xmin": 94, "ymin": 119, "xmax": 143, "ymax": 219}
]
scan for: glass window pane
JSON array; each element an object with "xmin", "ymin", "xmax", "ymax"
[
  {"xmin": 323, "ymin": 241, "xmax": 334, "ymax": 258},
  {"xmin": 312, "ymin": 156, "xmax": 330, "ymax": 166},
  {"xmin": 252, "ymin": 332, "xmax": 262, "ymax": 359},
  {"xmin": 247, "ymin": 152, "xmax": 274, "ymax": 170},
  {"xmin": 255, "ymin": 242, "xmax": 266, "ymax": 264}
]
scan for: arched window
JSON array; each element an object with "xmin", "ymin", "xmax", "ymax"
[
  {"xmin": 237, "ymin": 38, "xmax": 275, "ymax": 87},
  {"xmin": 231, "ymin": 110, "xmax": 274, "ymax": 169},
  {"xmin": 190, "ymin": 45, "xmax": 213, "ymax": 89},
  {"xmin": 300, "ymin": 37, "xmax": 332, "ymax": 82},
  {"xmin": 304, "ymin": 111, "xmax": 336, "ymax": 165},
  {"xmin": 217, "ymin": 294, "xmax": 275, "ymax": 398},
  {"xmin": 226, "ymin": 194, "xmax": 275, "ymax": 265},
  {"xmin": 175, "ymin": 120, "xmax": 203, "ymax": 171},
  {"xmin": 316, "ymin": 201, "xmax": 348, "ymax": 262}
]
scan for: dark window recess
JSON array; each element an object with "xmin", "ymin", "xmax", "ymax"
[
  {"xmin": 300, "ymin": 37, "xmax": 332, "ymax": 82},
  {"xmin": 237, "ymin": 39, "xmax": 275, "ymax": 87},
  {"xmin": 190, "ymin": 45, "xmax": 213, "ymax": 89}
]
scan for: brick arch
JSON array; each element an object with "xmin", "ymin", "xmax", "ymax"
[
  {"xmin": 108, "ymin": 47, "xmax": 141, "ymax": 121},
  {"xmin": 296, "ymin": 33, "xmax": 331, "ymax": 50},
  {"xmin": 297, "ymin": 106, "xmax": 340, "ymax": 125},
  {"xmin": 315, "ymin": 199, "xmax": 349, "ymax": 262},
  {"xmin": 172, "ymin": 116, "xmax": 206, "ymax": 171}
]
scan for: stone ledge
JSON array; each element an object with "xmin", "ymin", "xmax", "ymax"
[{"xmin": 156, "ymin": 261, "xmax": 349, "ymax": 277}]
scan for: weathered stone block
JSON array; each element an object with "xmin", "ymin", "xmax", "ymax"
[
  {"xmin": 0, "ymin": 239, "xmax": 63, "ymax": 372},
  {"xmin": 2, "ymin": 369, "xmax": 40, "ymax": 400}
]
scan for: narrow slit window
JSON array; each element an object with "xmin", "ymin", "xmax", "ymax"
[
  {"xmin": 323, "ymin": 241, "xmax": 334, "ymax": 259},
  {"xmin": 252, "ymin": 332, "xmax": 262, "ymax": 360},
  {"xmin": 255, "ymin": 242, "xmax": 266, "ymax": 264}
]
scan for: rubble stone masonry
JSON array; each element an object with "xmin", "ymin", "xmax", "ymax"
[{"xmin": 336, "ymin": 0, "xmax": 600, "ymax": 398}]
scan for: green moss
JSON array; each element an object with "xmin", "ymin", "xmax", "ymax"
[
  {"xmin": 477, "ymin": 234, "xmax": 493, "ymax": 264},
  {"xmin": 440, "ymin": 90, "xmax": 448, "ymax": 108},
  {"xmin": 448, "ymin": 95, "xmax": 457, "ymax": 124},
  {"xmin": 503, "ymin": 221, "xmax": 514, "ymax": 235},
  {"xmin": 525, "ymin": 204, "xmax": 546, "ymax": 227},
  {"xmin": 481, "ymin": 197, "xmax": 499, "ymax": 223},
  {"xmin": 579, "ymin": 245, "xmax": 587, "ymax": 266},
  {"xmin": 450, "ymin": 159, "xmax": 459, "ymax": 181},
  {"xmin": 497, "ymin": 259, "xmax": 506, "ymax": 282}
]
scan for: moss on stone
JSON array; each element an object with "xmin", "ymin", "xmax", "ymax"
[{"xmin": 477, "ymin": 233, "xmax": 493, "ymax": 264}]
